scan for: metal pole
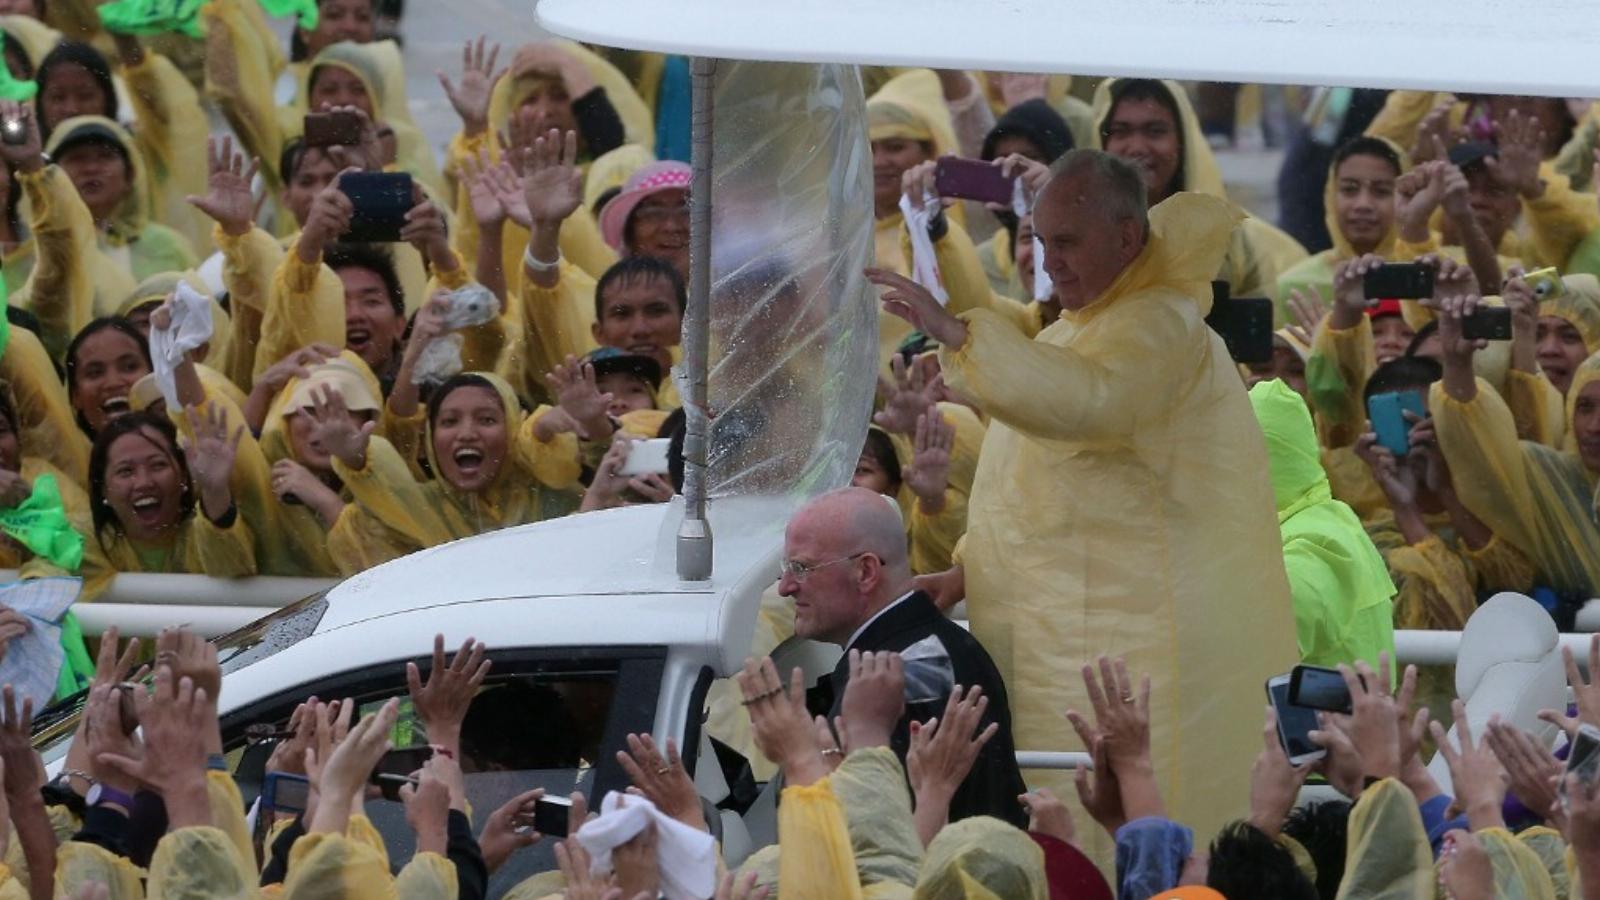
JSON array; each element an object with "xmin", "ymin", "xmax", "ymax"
[{"xmin": 677, "ymin": 56, "xmax": 716, "ymax": 582}]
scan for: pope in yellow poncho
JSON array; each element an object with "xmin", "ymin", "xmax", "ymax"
[{"xmin": 886, "ymin": 150, "xmax": 1297, "ymax": 855}]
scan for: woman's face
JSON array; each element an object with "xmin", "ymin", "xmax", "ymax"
[
  {"xmin": 991, "ymin": 134, "xmax": 1047, "ymax": 165},
  {"xmin": 1372, "ymin": 315, "xmax": 1416, "ymax": 366},
  {"xmin": 852, "ymin": 451, "xmax": 895, "ymax": 496},
  {"xmin": 0, "ymin": 413, "xmax": 20, "ymax": 474},
  {"xmin": 301, "ymin": 0, "xmax": 374, "ymax": 59},
  {"xmin": 432, "ymin": 386, "xmax": 508, "ymax": 493},
  {"xmin": 1333, "ymin": 154, "xmax": 1397, "ymax": 256},
  {"xmin": 308, "ymin": 66, "xmax": 374, "ymax": 119},
  {"xmin": 516, "ymin": 80, "xmax": 577, "ymax": 139},
  {"xmin": 626, "ymin": 188, "xmax": 689, "ymax": 279},
  {"xmin": 103, "ymin": 428, "xmax": 184, "ymax": 540},
  {"xmin": 57, "ymin": 142, "xmax": 129, "ymax": 223},
  {"xmin": 1537, "ymin": 315, "xmax": 1589, "ymax": 395},
  {"xmin": 71, "ymin": 329, "xmax": 149, "ymax": 434},
  {"xmin": 596, "ymin": 372, "xmax": 654, "ymax": 419},
  {"xmin": 1573, "ymin": 380, "xmax": 1600, "ymax": 472},
  {"xmin": 39, "ymin": 62, "xmax": 107, "ymax": 133},
  {"xmin": 286, "ymin": 408, "xmax": 339, "ymax": 473}
]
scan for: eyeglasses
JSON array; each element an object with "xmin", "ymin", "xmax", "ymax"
[
  {"xmin": 779, "ymin": 552, "xmax": 870, "ymax": 583},
  {"xmin": 632, "ymin": 201, "xmax": 690, "ymax": 223},
  {"xmin": 1100, "ymin": 122, "xmax": 1174, "ymax": 143}
]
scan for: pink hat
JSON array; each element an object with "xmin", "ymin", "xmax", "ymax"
[{"xmin": 599, "ymin": 161, "xmax": 691, "ymax": 252}]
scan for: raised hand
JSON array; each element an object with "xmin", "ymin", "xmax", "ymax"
[
  {"xmin": 737, "ymin": 657, "xmax": 827, "ymax": 786},
  {"xmin": 461, "ymin": 147, "xmax": 507, "ymax": 228},
  {"xmin": 521, "ymin": 128, "xmax": 583, "ymax": 226},
  {"xmin": 907, "ymin": 685, "xmax": 996, "ymax": 803},
  {"xmin": 1485, "ymin": 109, "xmax": 1547, "ymax": 200},
  {"xmin": 406, "ymin": 633, "xmax": 490, "ymax": 756},
  {"xmin": 903, "ymin": 407, "xmax": 954, "ymax": 511},
  {"xmin": 1439, "ymin": 162, "xmax": 1474, "ymax": 224},
  {"xmin": 309, "ymin": 697, "xmax": 399, "ymax": 834},
  {"xmin": 437, "ymin": 37, "xmax": 503, "ymax": 137},
  {"xmin": 400, "ymin": 756, "xmax": 453, "ymax": 855},
  {"xmin": 1434, "ymin": 293, "xmax": 1490, "ymax": 371},
  {"xmin": 1485, "ymin": 721, "xmax": 1560, "ymax": 822},
  {"xmin": 1285, "ymin": 288, "xmax": 1328, "ymax": 347},
  {"xmin": 1330, "ymin": 253, "xmax": 1384, "ymax": 329},
  {"xmin": 1430, "ymin": 700, "xmax": 1507, "ymax": 830},
  {"xmin": 96, "ymin": 668, "xmax": 215, "ymax": 826},
  {"xmin": 256, "ymin": 345, "xmax": 340, "ymax": 398},
  {"xmin": 865, "ymin": 267, "xmax": 970, "ymax": 348},
  {"xmin": 0, "ymin": 101, "xmax": 41, "ymax": 174},
  {"xmin": 1409, "ymin": 102, "xmax": 1456, "ymax": 165},
  {"xmin": 875, "ymin": 353, "xmax": 944, "ymax": 436},
  {"xmin": 1249, "ymin": 706, "xmax": 1311, "ymax": 838},
  {"xmin": 186, "ymin": 135, "xmax": 260, "ymax": 237},
  {"xmin": 1564, "ymin": 635, "xmax": 1600, "ymax": 728},
  {"xmin": 1077, "ymin": 656, "xmax": 1152, "ymax": 772},
  {"xmin": 839, "ymin": 650, "xmax": 905, "ymax": 752},
  {"xmin": 1340, "ymin": 655, "xmax": 1402, "ymax": 780},
  {"xmin": 478, "ymin": 788, "xmax": 544, "ymax": 874},
  {"xmin": 544, "ymin": 355, "xmax": 613, "ymax": 441},
  {"xmin": 305, "ymin": 386, "xmax": 376, "ymax": 469},
  {"xmin": 617, "ymin": 733, "xmax": 705, "ymax": 831},
  {"xmin": 1395, "ymin": 160, "xmax": 1446, "ymax": 241},
  {"xmin": 297, "ymin": 170, "xmax": 358, "ymax": 260},
  {"xmin": 0, "ymin": 686, "xmax": 42, "ymax": 801},
  {"xmin": 1018, "ymin": 787, "xmax": 1075, "ymax": 846},
  {"xmin": 180, "ymin": 404, "xmax": 244, "ymax": 522},
  {"xmin": 1070, "ymin": 733, "xmax": 1125, "ymax": 837}
]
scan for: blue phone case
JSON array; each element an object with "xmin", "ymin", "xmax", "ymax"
[{"xmin": 1367, "ymin": 390, "xmax": 1426, "ymax": 457}]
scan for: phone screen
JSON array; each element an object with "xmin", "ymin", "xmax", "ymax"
[
  {"xmin": 534, "ymin": 795, "xmax": 573, "ymax": 836},
  {"xmin": 1267, "ymin": 679, "xmax": 1324, "ymax": 761},
  {"xmin": 1565, "ymin": 725, "xmax": 1600, "ymax": 801},
  {"xmin": 1290, "ymin": 665, "xmax": 1354, "ymax": 714}
]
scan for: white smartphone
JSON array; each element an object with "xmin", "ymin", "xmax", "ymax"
[
  {"xmin": 1561, "ymin": 722, "xmax": 1600, "ymax": 808},
  {"xmin": 618, "ymin": 438, "xmax": 672, "ymax": 477},
  {"xmin": 1266, "ymin": 674, "xmax": 1327, "ymax": 766}
]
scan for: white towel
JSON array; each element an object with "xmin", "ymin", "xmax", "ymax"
[
  {"xmin": 0, "ymin": 577, "xmax": 81, "ymax": 710},
  {"xmin": 148, "ymin": 283, "xmax": 214, "ymax": 410},
  {"xmin": 899, "ymin": 190, "xmax": 949, "ymax": 306},
  {"xmin": 575, "ymin": 791, "xmax": 716, "ymax": 900},
  {"xmin": 1012, "ymin": 178, "xmax": 1053, "ymax": 302}
]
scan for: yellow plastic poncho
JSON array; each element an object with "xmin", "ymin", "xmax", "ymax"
[
  {"xmin": 0, "ymin": 15, "xmax": 60, "ymax": 71},
  {"xmin": 327, "ymin": 373, "xmax": 579, "ymax": 575},
  {"xmin": 43, "ymin": 116, "xmax": 199, "ymax": 287},
  {"xmin": 117, "ymin": 46, "xmax": 213, "ymax": 255},
  {"xmin": 939, "ymin": 191, "xmax": 1297, "ymax": 849},
  {"xmin": 0, "ymin": 325, "xmax": 91, "ymax": 486},
  {"xmin": 1337, "ymin": 778, "xmax": 1435, "ymax": 900},
  {"xmin": 914, "ymin": 817, "xmax": 1048, "ymax": 900},
  {"xmin": 446, "ymin": 41, "xmax": 645, "ymax": 285},
  {"xmin": 1273, "ymin": 138, "xmax": 1409, "ymax": 324},
  {"xmin": 1090, "ymin": 78, "xmax": 1309, "ymax": 302},
  {"xmin": 1470, "ymin": 827, "xmax": 1560, "ymax": 899},
  {"xmin": 1249, "ymin": 379, "xmax": 1396, "ymax": 670},
  {"xmin": 1546, "ymin": 274, "xmax": 1600, "ymax": 362},
  {"xmin": 0, "ymin": 457, "xmax": 111, "ymax": 597},
  {"xmin": 1432, "ymin": 355, "xmax": 1600, "ymax": 598},
  {"xmin": 282, "ymin": 815, "xmax": 458, "ymax": 900},
  {"xmin": 294, "ymin": 41, "xmax": 445, "ymax": 197}
]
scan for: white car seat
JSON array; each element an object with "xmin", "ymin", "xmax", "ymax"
[{"xmin": 1427, "ymin": 592, "xmax": 1566, "ymax": 795}]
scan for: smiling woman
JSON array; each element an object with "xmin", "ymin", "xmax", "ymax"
[{"xmin": 66, "ymin": 317, "xmax": 151, "ymax": 438}]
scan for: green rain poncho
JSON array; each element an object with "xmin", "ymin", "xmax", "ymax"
[{"xmin": 1249, "ymin": 379, "xmax": 1397, "ymax": 669}]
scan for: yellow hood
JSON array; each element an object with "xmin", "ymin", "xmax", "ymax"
[
  {"xmin": 867, "ymin": 69, "xmax": 958, "ymax": 158},
  {"xmin": 260, "ymin": 351, "xmax": 384, "ymax": 466},
  {"xmin": 980, "ymin": 73, "xmax": 1075, "ymax": 116},
  {"xmin": 1547, "ymin": 274, "xmax": 1600, "ymax": 356},
  {"xmin": 0, "ymin": 14, "xmax": 59, "ymax": 70},
  {"xmin": 1066, "ymin": 191, "xmax": 1242, "ymax": 325},
  {"xmin": 488, "ymin": 41, "xmax": 655, "ymax": 154},
  {"xmin": 301, "ymin": 40, "xmax": 409, "ymax": 129},
  {"xmin": 1090, "ymin": 77, "xmax": 1225, "ymax": 199},
  {"xmin": 423, "ymin": 372, "xmax": 523, "ymax": 495},
  {"xmin": 116, "ymin": 270, "xmax": 232, "ymax": 371},
  {"xmin": 584, "ymin": 143, "xmax": 655, "ymax": 212},
  {"xmin": 913, "ymin": 817, "xmax": 1048, "ymax": 900},
  {"xmin": 44, "ymin": 115, "xmax": 151, "ymax": 244},
  {"xmin": 1322, "ymin": 137, "xmax": 1407, "ymax": 260},
  {"xmin": 1567, "ymin": 352, "xmax": 1600, "ymax": 472}
]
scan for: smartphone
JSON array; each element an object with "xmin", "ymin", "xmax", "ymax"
[
  {"xmin": 1367, "ymin": 390, "xmax": 1427, "ymax": 458},
  {"xmin": 338, "ymin": 171, "xmax": 413, "ymax": 243},
  {"xmin": 1289, "ymin": 664, "xmax": 1353, "ymax": 714},
  {"xmin": 534, "ymin": 795, "xmax": 573, "ymax": 836},
  {"xmin": 1525, "ymin": 267, "xmax": 1564, "ymax": 302},
  {"xmin": 1266, "ymin": 675, "xmax": 1327, "ymax": 765},
  {"xmin": 1561, "ymin": 723, "xmax": 1600, "ymax": 807},
  {"xmin": 370, "ymin": 745, "xmax": 433, "ymax": 781},
  {"xmin": 1364, "ymin": 263, "xmax": 1434, "ymax": 300},
  {"xmin": 1204, "ymin": 296, "xmax": 1275, "ymax": 364},
  {"xmin": 373, "ymin": 773, "xmax": 418, "ymax": 802},
  {"xmin": 1460, "ymin": 306, "xmax": 1513, "ymax": 341},
  {"xmin": 303, "ymin": 110, "xmax": 364, "ymax": 148},
  {"xmin": 261, "ymin": 772, "xmax": 311, "ymax": 814},
  {"xmin": 933, "ymin": 156, "xmax": 1017, "ymax": 205},
  {"xmin": 619, "ymin": 438, "xmax": 672, "ymax": 477}
]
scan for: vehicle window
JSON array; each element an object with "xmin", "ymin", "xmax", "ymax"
[{"xmin": 226, "ymin": 648, "xmax": 664, "ymax": 896}]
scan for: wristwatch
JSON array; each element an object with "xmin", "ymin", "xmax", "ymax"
[{"xmin": 85, "ymin": 782, "xmax": 136, "ymax": 812}]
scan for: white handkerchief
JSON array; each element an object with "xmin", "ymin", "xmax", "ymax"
[
  {"xmin": 149, "ymin": 282, "xmax": 215, "ymax": 410},
  {"xmin": 0, "ymin": 577, "xmax": 82, "ymax": 709},
  {"xmin": 576, "ymin": 791, "xmax": 717, "ymax": 900}
]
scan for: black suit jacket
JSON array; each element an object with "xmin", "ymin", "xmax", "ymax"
[{"xmin": 808, "ymin": 591, "xmax": 1028, "ymax": 828}]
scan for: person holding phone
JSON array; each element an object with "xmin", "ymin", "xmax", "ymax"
[
  {"xmin": 1431, "ymin": 292, "xmax": 1600, "ymax": 600},
  {"xmin": 872, "ymin": 148, "xmax": 1296, "ymax": 849}
]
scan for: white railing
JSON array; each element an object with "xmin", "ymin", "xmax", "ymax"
[{"xmin": 6, "ymin": 572, "xmax": 337, "ymax": 638}]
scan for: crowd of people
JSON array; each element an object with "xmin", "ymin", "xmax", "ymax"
[{"xmin": 0, "ymin": 0, "xmax": 1587, "ymax": 896}]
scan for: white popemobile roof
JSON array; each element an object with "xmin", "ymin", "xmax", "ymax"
[{"xmin": 535, "ymin": 0, "xmax": 1600, "ymax": 98}]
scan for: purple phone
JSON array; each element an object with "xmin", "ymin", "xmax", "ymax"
[{"xmin": 934, "ymin": 157, "xmax": 1017, "ymax": 205}]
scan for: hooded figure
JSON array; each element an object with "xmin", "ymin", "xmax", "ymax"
[
  {"xmin": 297, "ymin": 41, "xmax": 444, "ymax": 196},
  {"xmin": 1090, "ymin": 78, "xmax": 1308, "ymax": 305},
  {"xmin": 43, "ymin": 116, "xmax": 199, "ymax": 287},
  {"xmin": 327, "ymin": 372, "xmax": 579, "ymax": 574},
  {"xmin": 939, "ymin": 189, "xmax": 1296, "ymax": 853},
  {"xmin": 1249, "ymin": 379, "xmax": 1397, "ymax": 669},
  {"xmin": 913, "ymin": 817, "xmax": 1050, "ymax": 900},
  {"xmin": 974, "ymin": 100, "xmax": 1075, "ymax": 300},
  {"xmin": 1434, "ymin": 350, "xmax": 1600, "ymax": 598}
]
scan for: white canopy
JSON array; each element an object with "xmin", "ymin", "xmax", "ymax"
[{"xmin": 535, "ymin": 0, "xmax": 1600, "ymax": 98}]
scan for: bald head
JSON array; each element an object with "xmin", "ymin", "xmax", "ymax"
[
  {"xmin": 1040, "ymin": 149, "xmax": 1149, "ymax": 237},
  {"xmin": 782, "ymin": 487, "xmax": 914, "ymax": 645}
]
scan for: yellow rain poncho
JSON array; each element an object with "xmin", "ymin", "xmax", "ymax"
[
  {"xmin": 447, "ymin": 41, "xmax": 648, "ymax": 285},
  {"xmin": 1090, "ymin": 78, "xmax": 1308, "ymax": 303},
  {"xmin": 1337, "ymin": 778, "xmax": 1436, "ymax": 900},
  {"xmin": 1249, "ymin": 379, "xmax": 1396, "ymax": 670},
  {"xmin": 43, "ymin": 116, "xmax": 198, "ymax": 287},
  {"xmin": 1366, "ymin": 508, "xmax": 1535, "ymax": 633},
  {"xmin": 0, "ymin": 457, "xmax": 111, "ymax": 596},
  {"xmin": 282, "ymin": 815, "xmax": 458, "ymax": 900},
  {"xmin": 1273, "ymin": 138, "xmax": 1409, "ymax": 324},
  {"xmin": 0, "ymin": 326, "xmax": 91, "ymax": 486},
  {"xmin": 914, "ymin": 817, "xmax": 1048, "ymax": 900},
  {"xmin": 939, "ymin": 191, "xmax": 1297, "ymax": 850},
  {"xmin": 1545, "ymin": 274, "xmax": 1600, "ymax": 362},
  {"xmin": 327, "ymin": 373, "xmax": 579, "ymax": 575},
  {"xmin": 1471, "ymin": 828, "xmax": 1560, "ymax": 899},
  {"xmin": 9, "ymin": 163, "xmax": 135, "ymax": 361},
  {"xmin": 0, "ymin": 15, "xmax": 60, "ymax": 72},
  {"xmin": 297, "ymin": 41, "xmax": 445, "ymax": 196},
  {"xmin": 117, "ymin": 45, "xmax": 213, "ymax": 255},
  {"xmin": 1433, "ymin": 353, "xmax": 1600, "ymax": 598}
]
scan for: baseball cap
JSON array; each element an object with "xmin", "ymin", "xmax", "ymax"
[{"xmin": 585, "ymin": 347, "xmax": 663, "ymax": 390}]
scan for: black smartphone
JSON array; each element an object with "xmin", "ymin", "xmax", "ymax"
[
  {"xmin": 1460, "ymin": 306, "xmax": 1513, "ymax": 341},
  {"xmin": 373, "ymin": 773, "xmax": 418, "ymax": 802},
  {"xmin": 304, "ymin": 110, "xmax": 364, "ymax": 148},
  {"xmin": 1266, "ymin": 676, "xmax": 1326, "ymax": 765},
  {"xmin": 370, "ymin": 745, "xmax": 433, "ymax": 781},
  {"xmin": 933, "ymin": 156, "xmax": 1017, "ymax": 205},
  {"xmin": 261, "ymin": 772, "xmax": 311, "ymax": 814},
  {"xmin": 338, "ymin": 171, "xmax": 413, "ymax": 243},
  {"xmin": 1205, "ymin": 296, "xmax": 1275, "ymax": 364},
  {"xmin": 533, "ymin": 795, "xmax": 573, "ymax": 836},
  {"xmin": 1364, "ymin": 263, "xmax": 1434, "ymax": 300},
  {"xmin": 1289, "ymin": 664, "xmax": 1355, "ymax": 714}
]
